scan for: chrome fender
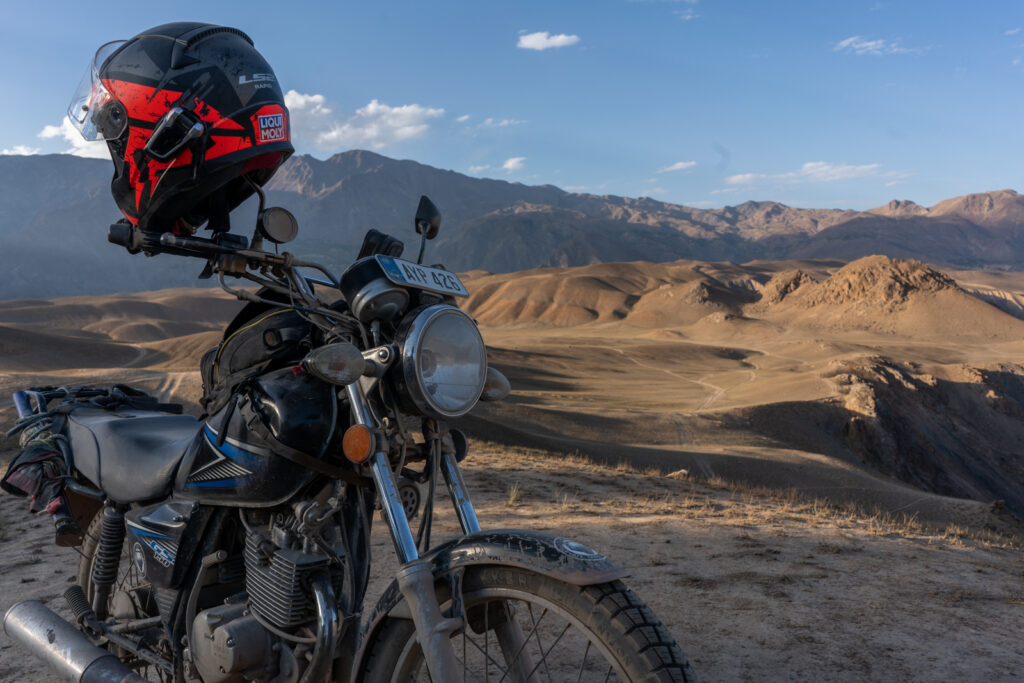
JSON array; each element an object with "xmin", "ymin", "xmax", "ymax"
[{"xmin": 352, "ymin": 529, "xmax": 626, "ymax": 679}]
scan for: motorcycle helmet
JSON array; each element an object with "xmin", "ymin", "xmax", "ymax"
[{"xmin": 68, "ymin": 22, "xmax": 293, "ymax": 232}]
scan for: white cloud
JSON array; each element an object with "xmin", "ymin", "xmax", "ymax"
[
  {"xmin": 642, "ymin": 187, "xmax": 667, "ymax": 196},
  {"xmin": 724, "ymin": 161, "xmax": 883, "ymax": 185},
  {"xmin": 38, "ymin": 117, "xmax": 108, "ymax": 159},
  {"xmin": 658, "ymin": 160, "xmax": 697, "ymax": 173},
  {"xmin": 456, "ymin": 114, "xmax": 471, "ymax": 123},
  {"xmin": 468, "ymin": 164, "xmax": 490, "ymax": 174},
  {"xmin": 285, "ymin": 91, "xmax": 445, "ymax": 151},
  {"xmin": 834, "ymin": 35, "xmax": 916, "ymax": 56},
  {"xmin": 502, "ymin": 157, "xmax": 526, "ymax": 171},
  {"xmin": 674, "ymin": 8, "xmax": 698, "ymax": 20},
  {"xmin": 284, "ymin": 91, "xmax": 332, "ymax": 116},
  {"xmin": 1006, "ymin": 28, "xmax": 1021, "ymax": 36},
  {"xmin": 481, "ymin": 117, "xmax": 525, "ymax": 128},
  {"xmin": 1, "ymin": 145, "xmax": 40, "ymax": 156},
  {"xmin": 517, "ymin": 31, "xmax": 580, "ymax": 51}
]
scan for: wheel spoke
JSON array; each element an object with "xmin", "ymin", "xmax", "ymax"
[
  {"xmin": 524, "ymin": 622, "xmax": 571, "ymax": 682},
  {"xmin": 522, "ymin": 603, "xmax": 557, "ymax": 682},
  {"xmin": 575, "ymin": 640, "xmax": 592, "ymax": 683},
  {"xmin": 462, "ymin": 625, "xmax": 511, "ymax": 678},
  {"xmin": 496, "ymin": 602, "xmax": 545, "ymax": 683},
  {"xmin": 373, "ymin": 571, "xmax": 684, "ymax": 683}
]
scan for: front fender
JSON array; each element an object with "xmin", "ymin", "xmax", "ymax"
[
  {"xmin": 352, "ymin": 529, "xmax": 626, "ymax": 678},
  {"xmin": 429, "ymin": 529, "xmax": 627, "ymax": 585}
]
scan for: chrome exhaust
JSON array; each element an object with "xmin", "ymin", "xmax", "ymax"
[{"xmin": 3, "ymin": 600, "xmax": 146, "ymax": 683}]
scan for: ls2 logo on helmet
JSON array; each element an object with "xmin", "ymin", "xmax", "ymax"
[{"xmin": 257, "ymin": 113, "xmax": 286, "ymax": 143}]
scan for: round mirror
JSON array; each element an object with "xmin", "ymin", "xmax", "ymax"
[{"xmin": 258, "ymin": 207, "xmax": 299, "ymax": 244}]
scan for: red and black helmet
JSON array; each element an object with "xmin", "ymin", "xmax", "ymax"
[{"xmin": 69, "ymin": 22, "xmax": 293, "ymax": 232}]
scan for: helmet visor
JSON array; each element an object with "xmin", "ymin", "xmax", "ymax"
[{"xmin": 67, "ymin": 40, "xmax": 127, "ymax": 141}]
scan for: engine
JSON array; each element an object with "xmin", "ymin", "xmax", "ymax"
[{"xmin": 188, "ymin": 497, "xmax": 345, "ymax": 683}]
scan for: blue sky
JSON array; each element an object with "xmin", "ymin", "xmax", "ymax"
[{"xmin": 2, "ymin": 1, "xmax": 1022, "ymax": 209}]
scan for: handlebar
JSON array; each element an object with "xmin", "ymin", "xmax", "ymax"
[{"xmin": 107, "ymin": 223, "xmax": 340, "ymax": 287}]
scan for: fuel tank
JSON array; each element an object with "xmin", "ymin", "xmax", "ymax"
[{"xmin": 174, "ymin": 368, "xmax": 339, "ymax": 506}]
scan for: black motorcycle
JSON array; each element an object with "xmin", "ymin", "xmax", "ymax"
[{"xmin": 3, "ymin": 195, "xmax": 693, "ymax": 682}]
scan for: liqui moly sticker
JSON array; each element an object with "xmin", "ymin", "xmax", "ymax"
[{"xmin": 251, "ymin": 106, "xmax": 288, "ymax": 144}]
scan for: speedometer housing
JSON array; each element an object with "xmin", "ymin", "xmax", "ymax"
[{"xmin": 393, "ymin": 304, "xmax": 487, "ymax": 419}]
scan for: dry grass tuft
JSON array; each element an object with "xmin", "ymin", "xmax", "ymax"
[
  {"xmin": 465, "ymin": 439, "xmax": 1024, "ymax": 550},
  {"xmin": 505, "ymin": 482, "xmax": 522, "ymax": 507}
]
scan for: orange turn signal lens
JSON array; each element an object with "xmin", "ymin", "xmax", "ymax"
[{"xmin": 342, "ymin": 425, "xmax": 373, "ymax": 464}]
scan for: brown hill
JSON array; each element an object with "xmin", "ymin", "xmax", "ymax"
[
  {"xmin": 464, "ymin": 260, "xmax": 762, "ymax": 328},
  {"xmin": 765, "ymin": 256, "xmax": 1024, "ymax": 339},
  {"xmin": 928, "ymin": 188, "xmax": 1024, "ymax": 227},
  {"xmin": 465, "ymin": 255, "xmax": 1024, "ymax": 340}
]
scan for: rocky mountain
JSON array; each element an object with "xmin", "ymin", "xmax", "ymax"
[{"xmin": 1, "ymin": 150, "xmax": 1023, "ymax": 298}]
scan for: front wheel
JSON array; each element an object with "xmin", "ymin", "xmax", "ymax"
[{"xmin": 360, "ymin": 565, "xmax": 694, "ymax": 682}]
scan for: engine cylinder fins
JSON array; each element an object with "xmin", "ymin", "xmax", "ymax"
[{"xmin": 243, "ymin": 532, "xmax": 341, "ymax": 630}]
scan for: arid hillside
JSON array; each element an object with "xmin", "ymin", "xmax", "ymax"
[
  {"xmin": 0, "ymin": 256, "xmax": 1023, "ymax": 681},
  {"xmin": 461, "ymin": 255, "xmax": 1024, "ymax": 524},
  {"xmin": 0, "ymin": 255, "xmax": 1022, "ymax": 526}
]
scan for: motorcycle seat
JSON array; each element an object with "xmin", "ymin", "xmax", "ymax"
[{"xmin": 67, "ymin": 407, "xmax": 202, "ymax": 504}]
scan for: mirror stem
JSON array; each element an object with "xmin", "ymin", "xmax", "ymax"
[
  {"xmin": 245, "ymin": 175, "xmax": 268, "ymax": 248},
  {"xmin": 416, "ymin": 226, "xmax": 427, "ymax": 265}
]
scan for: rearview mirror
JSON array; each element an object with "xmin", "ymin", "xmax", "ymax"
[
  {"xmin": 257, "ymin": 207, "xmax": 299, "ymax": 244},
  {"xmin": 414, "ymin": 195, "xmax": 441, "ymax": 240}
]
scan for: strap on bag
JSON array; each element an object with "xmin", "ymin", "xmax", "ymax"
[{"xmin": 237, "ymin": 397, "xmax": 373, "ymax": 488}]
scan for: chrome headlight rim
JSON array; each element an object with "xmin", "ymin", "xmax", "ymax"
[{"xmin": 397, "ymin": 304, "xmax": 486, "ymax": 419}]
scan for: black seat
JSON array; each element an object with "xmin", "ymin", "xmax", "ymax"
[{"xmin": 67, "ymin": 408, "xmax": 202, "ymax": 504}]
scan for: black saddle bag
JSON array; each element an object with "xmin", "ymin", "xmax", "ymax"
[{"xmin": 199, "ymin": 300, "xmax": 312, "ymax": 417}]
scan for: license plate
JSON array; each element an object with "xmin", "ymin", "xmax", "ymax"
[{"xmin": 375, "ymin": 255, "xmax": 469, "ymax": 298}]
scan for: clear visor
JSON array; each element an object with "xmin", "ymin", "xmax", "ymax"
[{"xmin": 67, "ymin": 40, "xmax": 127, "ymax": 141}]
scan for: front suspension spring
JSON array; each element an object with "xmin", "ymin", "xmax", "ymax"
[{"xmin": 91, "ymin": 506, "xmax": 126, "ymax": 618}]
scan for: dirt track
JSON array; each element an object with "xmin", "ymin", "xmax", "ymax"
[{"xmin": 2, "ymin": 443, "xmax": 1023, "ymax": 682}]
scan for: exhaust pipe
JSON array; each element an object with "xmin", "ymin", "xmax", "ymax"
[{"xmin": 3, "ymin": 600, "xmax": 146, "ymax": 683}]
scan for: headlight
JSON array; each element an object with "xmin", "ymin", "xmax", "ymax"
[{"xmin": 395, "ymin": 305, "xmax": 487, "ymax": 418}]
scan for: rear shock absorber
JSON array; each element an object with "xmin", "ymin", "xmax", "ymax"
[{"xmin": 91, "ymin": 505, "xmax": 126, "ymax": 619}]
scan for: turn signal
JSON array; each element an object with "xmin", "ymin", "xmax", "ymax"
[
  {"xmin": 480, "ymin": 367, "xmax": 511, "ymax": 402},
  {"xmin": 302, "ymin": 343, "xmax": 366, "ymax": 386},
  {"xmin": 343, "ymin": 425, "xmax": 373, "ymax": 463}
]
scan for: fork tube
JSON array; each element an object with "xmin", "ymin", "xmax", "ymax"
[
  {"xmin": 345, "ymin": 384, "xmax": 419, "ymax": 563},
  {"xmin": 440, "ymin": 444, "xmax": 539, "ymax": 681},
  {"xmin": 370, "ymin": 451, "xmax": 419, "ymax": 563},
  {"xmin": 345, "ymin": 383, "xmax": 463, "ymax": 681},
  {"xmin": 439, "ymin": 452, "xmax": 481, "ymax": 534}
]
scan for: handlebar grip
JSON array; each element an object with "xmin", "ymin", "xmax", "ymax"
[{"xmin": 108, "ymin": 223, "xmax": 134, "ymax": 248}]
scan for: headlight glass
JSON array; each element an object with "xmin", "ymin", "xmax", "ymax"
[{"xmin": 401, "ymin": 305, "xmax": 487, "ymax": 418}]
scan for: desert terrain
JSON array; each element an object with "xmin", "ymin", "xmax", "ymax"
[{"xmin": 1, "ymin": 255, "xmax": 1023, "ymax": 680}]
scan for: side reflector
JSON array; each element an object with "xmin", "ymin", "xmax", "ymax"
[{"xmin": 343, "ymin": 425, "xmax": 373, "ymax": 464}]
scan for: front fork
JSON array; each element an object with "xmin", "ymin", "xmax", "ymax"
[{"xmin": 345, "ymin": 383, "xmax": 537, "ymax": 682}]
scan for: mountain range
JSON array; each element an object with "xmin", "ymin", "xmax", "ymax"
[{"xmin": 1, "ymin": 150, "xmax": 1023, "ymax": 298}]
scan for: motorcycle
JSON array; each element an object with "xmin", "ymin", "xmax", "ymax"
[{"xmin": 2, "ymin": 193, "xmax": 694, "ymax": 682}]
